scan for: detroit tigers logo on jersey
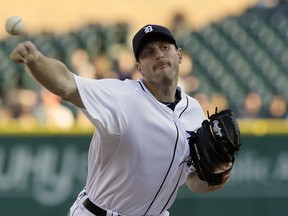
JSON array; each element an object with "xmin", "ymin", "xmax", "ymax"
[{"xmin": 143, "ymin": 25, "xmax": 153, "ymax": 33}]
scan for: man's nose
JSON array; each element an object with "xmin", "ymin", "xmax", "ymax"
[{"xmin": 155, "ymin": 48, "xmax": 164, "ymax": 60}]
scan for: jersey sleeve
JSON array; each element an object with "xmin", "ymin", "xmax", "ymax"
[{"xmin": 73, "ymin": 74, "xmax": 134, "ymax": 134}]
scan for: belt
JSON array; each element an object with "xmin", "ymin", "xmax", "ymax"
[{"xmin": 82, "ymin": 197, "xmax": 122, "ymax": 216}]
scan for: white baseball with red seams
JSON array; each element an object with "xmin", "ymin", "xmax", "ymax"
[
  {"xmin": 69, "ymin": 75, "xmax": 205, "ymax": 216},
  {"xmin": 5, "ymin": 16, "xmax": 24, "ymax": 35}
]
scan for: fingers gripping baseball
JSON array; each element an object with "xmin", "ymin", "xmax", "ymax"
[{"xmin": 10, "ymin": 41, "xmax": 40, "ymax": 64}]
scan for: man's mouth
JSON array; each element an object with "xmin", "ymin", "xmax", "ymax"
[{"xmin": 154, "ymin": 61, "xmax": 169, "ymax": 70}]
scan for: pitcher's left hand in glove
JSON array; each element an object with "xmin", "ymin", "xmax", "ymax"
[{"xmin": 188, "ymin": 108, "xmax": 241, "ymax": 186}]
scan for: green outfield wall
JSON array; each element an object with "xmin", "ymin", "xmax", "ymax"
[{"xmin": 0, "ymin": 120, "xmax": 288, "ymax": 216}]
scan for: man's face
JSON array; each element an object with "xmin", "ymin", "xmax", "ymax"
[{"xmin": 136, "ymin": 40, "xmax": 182, "ymax": 86}]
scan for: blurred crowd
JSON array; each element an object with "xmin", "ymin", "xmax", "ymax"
[{"xmin": 0, "ymin": 7, "xmax": 288, "ymax": 130}]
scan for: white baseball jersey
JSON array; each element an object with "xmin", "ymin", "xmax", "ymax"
[{"xmin": 73, "ymin": 74, "xmax": 205, "ymax": 216}]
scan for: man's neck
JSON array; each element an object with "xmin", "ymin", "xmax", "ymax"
[{"xmin": 143, "ymin": 79, "xmax": 178, "ymax": 103}]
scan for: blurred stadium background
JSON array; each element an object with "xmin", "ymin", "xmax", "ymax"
[{"xmin": 0, "ymin": 0, "xmax": 288, "ymax": 215}]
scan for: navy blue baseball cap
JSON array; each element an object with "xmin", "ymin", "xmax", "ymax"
[{"xmin": 132, "ymin": 24, "xmax": 178, "ymax": 61}]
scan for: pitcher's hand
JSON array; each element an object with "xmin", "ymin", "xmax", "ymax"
[{"xmin": 10, "ymin": 41, "xmax": 41, "ymax": 64}]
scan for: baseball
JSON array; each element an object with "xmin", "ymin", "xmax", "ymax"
[{"xmin": 5, "ymin": 16, "xmax": 24, "ymax": 35}]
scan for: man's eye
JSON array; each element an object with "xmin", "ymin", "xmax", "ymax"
[
  {"xmin": 163, "ymin": 45, "xmax": 169, "ymax": 50},
  {"xmin": 142, "ymin": 50, "xmax": 152, "ymax": 56},
  {"xmin": 146, "ymin": 50, "xmax": 152, "ymax": 54}
]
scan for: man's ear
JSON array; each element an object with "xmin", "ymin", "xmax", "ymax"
[
  {"xmin": 177, "ymin": 48, "xmax": 183, "ymax": 64},
  {"xmin": 135, "ymin": 62, "xmax": 143, "ymax": 75}
]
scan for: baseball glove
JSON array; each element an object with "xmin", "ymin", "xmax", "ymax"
[{"xmin": 188, "ymin": 108, "xmax": 241, "ymax": 186}]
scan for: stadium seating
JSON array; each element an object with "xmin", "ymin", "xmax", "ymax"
[{"xmin": 1, "ymin": 3, "xmax": 288, "ymax": 118}]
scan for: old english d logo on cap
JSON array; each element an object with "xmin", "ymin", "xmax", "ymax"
[{"xmin": 143, "ymin": 25, "xmax": 154, "ymax": 33}]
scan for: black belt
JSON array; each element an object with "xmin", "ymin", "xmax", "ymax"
[{"xmin": 82, "ymin": 197, "xmax": 123, "ymax": 216}]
